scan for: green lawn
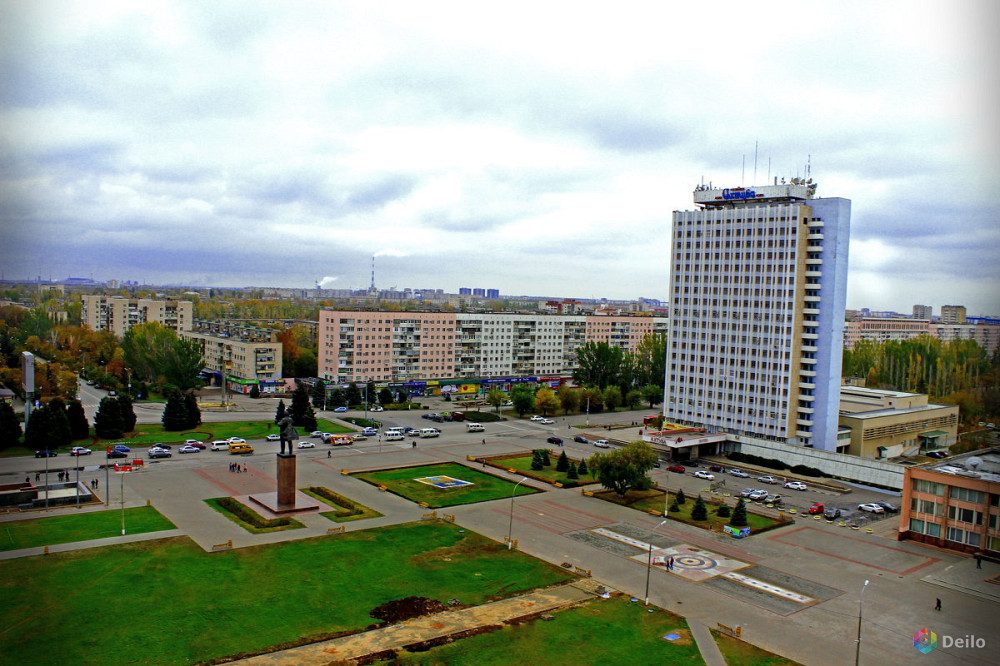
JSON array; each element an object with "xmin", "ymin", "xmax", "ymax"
[
  {"xmin": 0, "ymin": 522, "xmax": 573, "ymax": 665},
  {"xmin": 388, "ymin": 594, "xmax": 704, "ymax": 665},
  {"xmin": 204, "ymin": 498, "xmax": 306, "ymax": 534},
  {"xmin": 0, "ymin": 506, "xmax": 176, "ymax": 551},
  {"xmin": 712, "ymin": 629, "xmax": 803, "ymax": 666},
  {"xmin": 354, "ymin": 463, "xmax": 540, "ymax": 508},
  {"xmin": 498, "ymin": 454, "xmax": 598, "ymax": 486}
]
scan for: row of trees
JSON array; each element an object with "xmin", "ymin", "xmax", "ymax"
[
  {"xmin": 276, "ymin": 383, "xmax": 318, "ymax": 432},
  {"xmin": 496, "ymin": 382, "xmax": 663, "ymax": 418},
  {"xmin": 572, "ymin": 335, "xmax": 667, "ymax": 395},
  {"xmin": 843, "ymin": 336, "xmax": 1000, "ymax": 423}
]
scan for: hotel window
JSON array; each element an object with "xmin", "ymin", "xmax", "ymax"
[
  {"xmin": 949, "ymin": 487, "xmax": 985, "ymax": 504},
  {"xmin": 914, "ymin": 479, "xmax": 945, "ymax": 496}
]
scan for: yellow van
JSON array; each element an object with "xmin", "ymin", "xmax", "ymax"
[{"xmin": 228, "ymin": 442, "xmax": 254, "ymax": 455}]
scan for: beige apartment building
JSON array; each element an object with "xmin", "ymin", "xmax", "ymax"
[
  {"xmin": 838, "ymin": 386, "xmax": 958, "ymax": 458},
  {"xmin": 181, "ymin": 329, "xmax": 283, "ymax": 394},
  {"xmin": 81, "ymin": 295, "xmax": 192, "ymax": 336},
  {"xmin": 899, "ymin": 447, "xmax": 1000, "ymax": 555},
  {"xmin": 317, "ymin": 310, "xmax": 667, "ymax": 386}
]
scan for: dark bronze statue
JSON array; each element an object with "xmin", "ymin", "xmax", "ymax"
[{"xmin": 277, "ymin": 415, "xmax": 297, "ymax": 455}]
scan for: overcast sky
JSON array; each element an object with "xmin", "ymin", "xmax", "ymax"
[{"xmin": 2, "ymin": 1, "xmax": 998, "ymax": 315}]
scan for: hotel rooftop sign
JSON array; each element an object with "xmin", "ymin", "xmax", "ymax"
[{"xmin": 693, "ymin": 182, "xmax": 814, "ymax": 208}]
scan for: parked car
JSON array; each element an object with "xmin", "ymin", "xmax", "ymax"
[
  {"xmin": 148, "ymin": 449, "xmax": 172, "ymax": 459},
  {"xmin": 652, "ymin": 460, "xmax": 661, "ymax": 468},
  {"xmin": 748, "ymin": 489, "xmax": 769, "ymax": 501},
  {"xmin": 184, "ymin": 440, "xmax": 205, "ymax": 449},
  {"xmin": 334, "ymin": 406, "xmax": 348, "ymax": 412},
  {"xmin": 709, "ymin": 464, "xmax": 724, "ymax": 472},
  {"xmin": 70, "ymin": 447, "xmax": 92, "ymax": 456},
  {"xmin": 540, "ymin": 418, "xmax": 554, "ymax": 425},
  {"xmin": 113, "ymin": 444, "xmax": 131, "ymax": 453},
  {"xmin": 210, "ymin": 440, "xmax": 230, "ymax": 451},
  {"xmin": 310, "ymin": 431, "xmax": 324, "ymax": 438},
  {"xmin": 530, "ymin": 415, "xmax": 545, "ymax": 422},
  {"xmin": 403, "ymin": 427, "xmax": 419, "ymax": 435},
  {"xmin": 227, "ymin": 437, "xmax": 246, "ymax": 444},
  {"xmin": 681, "ymin": 459, "xmax": 699, "ymax": 467},
  {"xmin": 153, "ymin": 443, "xmax": 171, "ymax": 449},
  {"xmin": 824, "ymin": 507, "xmax": 842, "ymax": 521},
  {"xmin": 729, "ymin": 468, "xmax": 749, "ymax": 478},
  {"xmin": 764, "ymin": 494, "xmax": 783, "ymax": 505},
  {"xmin": 693, "ymin": 470, "xmax": 715, "ymax": 480},
  {"xmin": 858, "ymin": 503, "xmax": 885, "ymax": 514},
  {"xmin": 573, "ymin": 435, "xmax": 589, "ymax": 444},
  {"xmin": 757, "ymin": 475, "xmax": 779, "ymax": 484},
  {"xmin": 740, "ymin": 488, "xmax": 756, "ymax": 497},
  {"xmin": 34, "ymin": 450, "xmax": 57, "ymax": 458},
  {"xmin": 370, "ymin": 405, "xmax": 384, "ymax": 412},
  {"xmin": 265, "ymin": 434, "xmax": 281, "ymax": 441},
  {"xmin": 450, "ymin": 412, "xmax": 465, "ymax": 422},
  {"xmin": 784, "ymin": 481, "xmax": 807, "ymax": 491},
  {"xmin": 467, "ymin": 423, "xmax": 485, "ymax": 432},
  {"xmin": 547, "ymin": 436, "xmax": 564, "ymax": 445},
  {"xmin": 926, "ymin": 451, "xmax": 949, "ymax": 459},
  {"xmin": 668, "ymin": 464, "xmax": 687, "ymax": 474},
  {"xmin": 594, "ymin": 440, "xmax": 611, "ymax": 448},
  {"xmin": 178, "ymin": 445, "xmax": 201, "ymax": 454},
  {"xmin": 107, "ymin": 450, "xmax": 127, "ymax": 459},
  {"xmin": 808, "ymin": 503, "xmax": 825, "ymax": 515},
  {"xmin": 874, "ymin": 501, "xmax": 899, "ymax": 513},
  {"xmin": 297, "ymin": 441, "xmax": 315, "ymax": 449}
]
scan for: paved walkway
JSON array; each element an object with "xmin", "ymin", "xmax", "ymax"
[{"xmin": 229, "ymin": 582, "xmax": 599, "ymax": 665}]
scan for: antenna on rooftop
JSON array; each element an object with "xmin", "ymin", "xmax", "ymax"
[
  {"xmin": 753, "ymin": 140, "xmax": 758, "ymax": 185},
  {"xmin": 370, "ymin": 255, "xmax": 376, "ymax": 292}
]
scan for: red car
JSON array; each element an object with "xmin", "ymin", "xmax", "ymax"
[
  {"xmin": 808, "ymin": 503, "xmax": 825, "ymax": 515},
  {"xmin": 668, "ymin": 464, "xmax": 686, "ymax": 473}
]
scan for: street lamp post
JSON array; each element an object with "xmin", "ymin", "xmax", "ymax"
[
  {"xmin": 855, "ymin": 579, "xmax": 869, "ymax": 666},
  {"xmin": 75, "ymin": 458, "xmax": 80, "ymax": 509},
  {"xmin": 507, "ymin": 477, "xmax": 528, "ymax": 550},
  {"xmin": 644, "ymin": 519, "xmax": 668, "ymax": 605}
]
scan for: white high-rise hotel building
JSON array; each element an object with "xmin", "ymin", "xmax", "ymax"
[{"xmin": 665, "ymin": 181, "xmax": 850, "ymax": 451}]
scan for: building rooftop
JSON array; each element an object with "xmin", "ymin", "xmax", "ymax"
[
  {"xmin": 925, "ymin": 447, "xmax": 1000, "ymax": 483},
  {"xmin": 840, "ymin": 403, "xmax": 953, "ymax": 420}
]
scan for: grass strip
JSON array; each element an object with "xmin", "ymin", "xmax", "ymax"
[
  {"xmin": 354, "ymin": 462, "xmax": 539, "ymax": 508},
  {"xmin": 0, "ymin": 506, "xmax": 176, "ymax": 551}
]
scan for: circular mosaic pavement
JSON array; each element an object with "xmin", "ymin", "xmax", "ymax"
[{"xmin": 674, "ymin": 553, "xmax": 718, "ymax": 570}]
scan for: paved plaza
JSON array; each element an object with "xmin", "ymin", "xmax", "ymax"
[{"xmin": 2, "ymin": 397, "xmax": 999, "ymax": 665}]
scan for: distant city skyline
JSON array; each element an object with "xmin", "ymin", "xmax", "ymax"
[{"xmin": 2, "ymin": 2, "xmax": 998, "ymax": 314}]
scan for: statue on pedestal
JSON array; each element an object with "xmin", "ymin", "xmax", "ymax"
[{"xmin": 277, "ymin": 415, "xmax": 297, "ymax": 456}]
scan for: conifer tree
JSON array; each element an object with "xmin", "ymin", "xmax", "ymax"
[
  {"xmin": 676, "ymin": 488, "xmax": 686, "ymax": 505},
  {"xmin": 66, "ymin": 400, "xmax": 90, "ymax": 440},
  {"xmin": 567, "ymin": 461, "xmax": 579, "ymax": 479},
  {"xmin": 556, "ymin": 450, "xmax": 569, "ymax": 472},
  {"xmin": 577, "ymin": 457, "xmax": 589, "ymax": 476},
  {"xmin": 94, "ymin": 396, "xmax": 124, "ymax": 440},
  {"xmin": 691, "ymin": 494, "xmax": 708, "ymax": 521},
  {"xmin": 275, "ymin": 400, "xmax": 286, "ymax": 424},
  {"xmin": 731, "ymin": 497, "xmax": 749, "ymax": 527}
]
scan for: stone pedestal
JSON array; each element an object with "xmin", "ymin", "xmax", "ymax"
[{"xmin": 277, "ymin": 453, "xmax": 296, "ymax": 508}]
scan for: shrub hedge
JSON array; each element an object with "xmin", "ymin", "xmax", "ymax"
[
  {"xmin": 216, "ymin": 497, "xmax": 291, "ymax": 528},
  {"xmin": 307, "ymin": 486, "xmax": 363, "ymax": 517},
  {"xmin": 727, "ymin": 451, "xmax": 823, "ymax": 477}
]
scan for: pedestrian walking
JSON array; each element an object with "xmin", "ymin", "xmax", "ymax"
[
  {"xmin": 327, "ymin": 450, "xmax": 331, "ymax": 458},
  {"xmin": 935, "ymin": 598, "xmax": 942, "ymax": 611},
  {"xmin": 482, "ymin": 439, "xmax": 486, "ymax": 445},
  {"xmin": 35, "ymin": 472, "xmax": 40, "ymax": 482},
  {"xmin": 412, "ymin": 440, "xmax": 417, "ymax": 448},
  {"xmin": 25, "ymin": 476, "xmax": 30, "ymax": 484},
  {"xmin": 976, "ymin": 556, "xmax": 982, "ymax": 569},
  {"xmin": 243, "ymin": 464, "xmax": 247, "ymax": 473}
]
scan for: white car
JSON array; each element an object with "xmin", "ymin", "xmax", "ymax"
[
  {"xmin": 693, "ymin": 470, "xmax": 715, "ymax": 480},
  {"xmin": 184, "ymin": 439, "xmax": 204, "ymax": 447},
  {"xmin": 748, "ymin": 489, "xmax": 769, "ymax": 501},
  {"xmin": 310, "ymin": 431, "xmax": 324, "ymax": 438},
  {"xmin": 784, "ymin": 481, "xmax": 807, "ymax": 491},
  {"xmin": 370, "ymin": 405, "xmax": 384, "ymax": 412},
  {"xmin": 210, "ymin": 440, "xmax": 230, "ymax": 451},
  {"xmin": 858, "ymin": 503, "xmax": 885, "ymax": 514},
  {"xmin": 228, "ymin": 437, "xmax": 247, "ymax": 444},
  {"xmin": 349, "ymin": 433, "xmax": 367, "ymax": 441},
  {"xmin": 178, "ymin": 445, "xmax": 201, "ymax": 454},
  {"xmin": 729, "ymin": 468, "xmax": 749, "ymax": 478},
  {"xmin": 530, "ymin": 415, "xmax": 545, "ymax": 422},
  {"xmin": 70, "ymin": 447, "xmax": 92, "ymax": 456},
  {"xmin": 265, "ymin": 434, "xmax": 281, "ymax": 441},
  {"xmin": 757, "ymin": 475, "xmax": 779, "ymax": 485},
  {"xmin": 296, "ymin": 441, "xmax": 315, "ymax": 449},
  {"xmin": 540, "ymin": 418, "xmax": 554, "ymax": 425},
  {"xmin": 594, "ymin": 440, "xmax": 611, "ymax": 448}
]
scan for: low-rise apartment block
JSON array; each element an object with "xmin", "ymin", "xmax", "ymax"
[
  {"xmin": 81, "ymin": 295, "xmax": 192, "ymax": 336},
  {"xmin": 181, "ymin": 328, "xmax": 283, "ymax": 394},
  {"xmin": 899, "ymin": 447, "xmax": 1000, "ymax": 555},
  {"xmin": 317, "ymin": 310, "xmax": 666, "ymax": 385}
]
